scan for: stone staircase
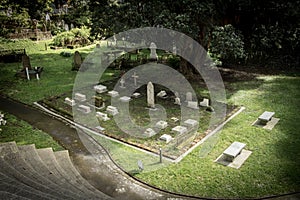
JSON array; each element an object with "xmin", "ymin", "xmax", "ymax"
[{"xmin": 0, "ymin": 141, "xmax": 113, "ymax": 200}]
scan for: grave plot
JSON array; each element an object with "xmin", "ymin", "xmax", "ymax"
[
  {"xmin": 252, "ymin": 111, "xmax": 280, "ymax": 130},
  {"xmin": 39, "ymin": 76, "xmax": 239, "ymax": 160}
]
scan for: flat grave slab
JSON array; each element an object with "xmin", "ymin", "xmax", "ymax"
[
  {"xmin": 223, "ymin": 141, "xmax": 246, "ymax": 162},
  {"xmin": 108, "ymin": 90, "xmax": 119, "ymax": 97},
  {"xmin": 252, "ymin": 117, "xmax": 280, "ymax": 130},
  {"xmin": 159, "ymin": 134, "xmax": 172, "ymax": 143},
  {"xmin": 183, "ymin": 119, "xmax": 198, "ymax": 129},
  {"xmin": 94, "ymin": 84, "xmax": 107, "ymax": 94},
  {"xmin": 155, "ymin": 120, "xmax": 168, "ymax": 129},
  {"xmin": 215, "ymin": 149, "xmax": 252, "ymax": 169},
  {"xmin": 258, "ymin": 111, "xmax": 275, "ymax": 124},
  {"xmin": 172, "ymin": 126, "xmax": 188, "ymax": 135}
]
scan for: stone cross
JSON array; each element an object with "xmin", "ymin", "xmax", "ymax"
[
  {"xmin": 132, "ymin": 72, "xmax": 139, "ymax": 87},
  {"xmin": 120, "ymin": 78, "xmax": 125, "ymax": 88},
  {"xmin": 147, "ymin": 82, "xmax": 155, "ymax": 108}
]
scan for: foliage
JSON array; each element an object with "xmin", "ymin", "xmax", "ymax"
[
  {"xmin": 52, "ymin": 27, "xmax": 91, "ymax": 47},
  {"xmin": 209, "ymin": 24, "xmax": 246, "ymax": 66}
]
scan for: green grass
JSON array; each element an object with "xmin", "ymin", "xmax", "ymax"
[
  {"xmin": 0, "ymin": 112, "xmax": 64, "ymax": 151},
  {"xmin": 0, "ymin": 39, "xmax": 299, "ymax": 198}
]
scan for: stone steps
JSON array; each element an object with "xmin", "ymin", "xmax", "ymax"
[{"xmin": 0, "ymin": 141, "xmax": 113, "ymax": 199}]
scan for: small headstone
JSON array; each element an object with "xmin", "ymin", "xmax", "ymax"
[
  {"xmin": 119, "ymin": 96, "xmax": 131, "ymax": 102},
  {"xmin": 157, "ymin": 90, "xmax": 167, "ymax": 99},
  {"xmin": 147, "ymin": 82, "xmax": 155, "ymax": 108},
  {"xmin": 72, "ymin": 51, "xmax": 82, "ymax": 71},
  {"xmin": 149, "ymin": 42, "xmax": 158, "ymax": 60},
  {"xmin": 95, "ymin": 126, "xmax": 105, "ymax": 131},
  {"xmin": 64, "ymin": 23, "xmax": 69, "ymax": 31},
  {"xmin": 45, "ymin": 13, "xmax": 50, "ymax": 21},
  {"xmin": 70, "ymin": 23, "xmax": 74, "ymax": 29},
  {"xmin": 137, "ymin": 160, "xmax": 144, "ymax": 171},
  {"xmin": 106, "ymin": 106, "xmax": 119, "ymax": 116},
  {"xmin": 155, "ymin": 120, "xmax": 168, "ymax": 129},
  {"xmin": 159, "ymin": 134, "xmax": 172, "ymax": 143},
  {"xmin": 174, "ymin": 97, "xmax": 181, "ymax": 105},
  {"xmin": 172, "ymin": 126, "xmax": 188, "ymax": 135},
  {"xmin": 183, "ymin": 119, "xmax": 198, "ymax": 129},
  {"xmin": 96, "ymin": 43, "xmax": 101, "ymax": 48},
  {"xmin": 132, "ymin": 72, "xmax": 139, "ymax": 87},
  {"xmin": 132, "ymin": 92, "xmax": 141, "ymax": 98},
  {"xmin": 187, "ymin": 101, "xmax": 199, "ymax": 109},
  {"xmin": 96, "ymin": 111, "xmax": 110, "ymax": 121},
  {"xmin": 172, "ymin": 44, "xmax": 177, "ymax": 55},
  {"xmin": 108, "ymin": 90, "xmax": 119, "ymax": 97},
  {"xmin": 144, "ymin": 128, "xmax": 156, "ymax": 137},
  {"xmin": 64, "ymin": 97, "xmax": 76, "ymax": 106},
  {"xmin": 258, "ymin": 111, "xmax": 275, "ymax": 125},
  {"xmin": 74, "ymin": 93, "xmax": 86, "ymax": 102},
  {"xmin": 185, "ymin": 92, "xmax": 193, "ymax": 102},
  {"xmin": 94, "ymin": 84, "xmax": 107, "ymax": 93},
  {"xmin": 199, "ymin": 98, "xmax": 209, "ymax": 107},
  {"xmin": 77, "ymin": 105, "xmax": 91, "ymax": 114},
  {"xmin": 171, "ymin": 117, "xmax": 179, "ymax": 123}
]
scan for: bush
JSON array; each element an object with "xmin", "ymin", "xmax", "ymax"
[
  {"xmin": 209, "ymin": 24, "xmax": 246, "ymax": 66},
  {"xmin": 52, "ymin": 27, "xmax": 91, "ymax": 47}
]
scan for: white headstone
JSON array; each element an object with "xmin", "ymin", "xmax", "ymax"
[
  {"xmin": 64, "ymin": 97, "xmax": 76, "ymax": 106},
  {"xmin": 147, "ymin": 82, "xmax": 155, "ymax": 108},
  {"xmin": 132, "ymin": 92, "xmax": 141, "ymax": 98},
  {"xmin": 155, "ymin": 120, "xmax": 168, "ymax": 129},
  {"xmin": 45, "ymin": 13, "xmax": 50, "ymax": 21},
  {"xmin": 108, "ymin": 90, "xmax": 119, "ymax": 97},
  {"xmin": 199, "ymin": 98, "xmax": 209, "ymax": 107},
  {"xmin": 174, "ymin": 97, "xmax": 181, "ymax": 105},
  {"xmin": 187, "ymin": 101, "xmax": 199, "ymax": 109},
  {"xmin": 183, "ymin": 119, "xmax": 199, "ymax": 129},
  {"xmin": 96, "ymin": 111, "xmax": 110, "ymax": 121},
  {"xmin": 144, "ymin": 128, "xmax": 156, "ymax": 137},
  {"xmin": 172, "ymin": 126, "xmax": 188, "ymax": 135},
  {"xmin": 94, "ymin": 84, "xmax": 107, "ymax": 93},
  {"xmin": 119, "ymin": 96, "xmax": 131, "ymax": 102},
  {"xmin": 106, "ymin": 106, "xmax": 119, "ymax": 116},
  {"xmin": 74, "ymin": 93, "xmax": 86, "ymax": 102},
  {"xmin": 77, "ymin": 105, "xmax": 91, "ymax": 114},
  {"xmin": 185, "ymin": 92, "xmax": 192, "ymax": 102},
  {"xmin": 70, "ymin": 23, "xmax": 74, "ymax": 29},
  {"xmin": 64, "ymin": 24, "xmax": 69, "ymax": 31},
  {"xmin": 157, "ymin": 90, "xmax": 167, "ymax": 98},
  {"xmin": 159, "ymin": 134, "xmax": 172, "ymax": 143},
  {"xmin": 149, "ymin": 42, "xmax": 158, "ymax": 60},
  {"xmin": 171, "ymin": 117, "xmax": 179, "ymax": 122}
]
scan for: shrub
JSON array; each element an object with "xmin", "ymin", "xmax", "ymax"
[{"xmin": 208, "ymin": 24, "xmax": 246, "ymax": 66}]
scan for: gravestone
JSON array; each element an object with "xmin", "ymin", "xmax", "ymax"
[
  {"xmin": 149, "ymin": 42, "xmax": 158, "ymax": 60},
  {"xmin": 172, "ymin": 126, "xmax": 188, "ymax": 135},
  {"xmin": 70, "ymin": 23, "xmax": 74, "ymax": 29},
  {"xmin": 106, "ymin": 106, "xmax": 118, "ymax": 116},
  {"xmin": 172, "ymin": 44, "xmax": 177, "ymax": 55},
  {"xmin": 159, "ymin": 134, "xmax": 172, "ymax": 143},
  {"xmin": 94, "ymin": 84, "xmax": 107, "ymax": 94},
  {"xmin": 157, "ymin": 90, "xmax": 167, "ymax": 98},
  {"xmin": 96, "ymin": 111, "xmax": 110, "ymax": 121},
  {"xmin": 108, "ymin": 90, "xmax": 119, "ymax": 97},
  {"xmin": 119, "ymin": 78, "xmax": 125, "ymax": 88},
  {"xmin": 95, "ymin": 126, "xmax": 105, "ymax": 131},
  {"xmin": 171, "ymin": 117, "xmax": 179, "ymax": 122},
  {"xmin": 74, "ymin": 93, "xmax": 86, "ymax": 102},
  {"xmin": 200, "ymin": 98, "xmax": 209, "ymax": 107},
  {"xmin": 77, "ymin": 105, "xmax": 91, "ymax": 114},
  {"xmin": 132, "ymin": 92, "xmax": 141, "ymax": 98},
  {"xmin": 155, "ymin": 120, "xmax": 168, "ymax": 129},
  {"xmin": 64, "ymin": 24, "xmax": 69, "ymax": 31},
  {"xmin": 258, "ymin": 111, "xmax": 275, "ymax": 125},
  {"xmin": 183, "ymin": 119, "xmax": 198, "ymax": 129},
  {"xmin": 185, "ymin": 92, "xmax": 192, "ymax": 102},
  {"xmin": 72, "ymin": 51, "xmax": 82, "ymax": 71},
  {"xmin": 132, "ymin": 72, "xmax": 139, "ymax": 87},
  {"xmin": 119, "ymin": 96, "xmax": 131, "ymax": 102},
  {"xmin": 174, "ymin": 97, "xmax": 181, "ymax": 105},
  {"xmin": 137, "ymin": 160, "xmax": 144, "ymax": 171},
  {"xmin": 147, "ymin": 82, "xmax": 155, "ymax": 108},
  {"xmin": 22, "ymin": 55, "xmax": 32, "ymax": 70},
  {"xmin": 64, "ymin": 97, "xmax": 76, "ymax": 106},
  {"xmin": 144, "ymin": 128, "xmax": 156, "ymax": 137},
  {"xmin": 187, "ymin": 101, "xmax": 199, "ymax": 109}
]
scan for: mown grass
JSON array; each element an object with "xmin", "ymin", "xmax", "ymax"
[
  {"xmin": 0, "ymin": 112, "xmax": 64, "ymax": 151},
  {"xmin": 0, "ymin": 39, "xmax": 299, "ymax": 198}
]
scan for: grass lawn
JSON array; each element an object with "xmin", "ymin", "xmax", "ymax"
[
  {"xmin": 0, "ymin": 112, "xmax": 64, "ymax": 151},
  {"xmin": 0, "ymin": 39, "xmax": 299, "ymax": 198}
]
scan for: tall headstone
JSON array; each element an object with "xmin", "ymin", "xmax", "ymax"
[
  {"xmin": 147, "ymin": 82, "xmax": 155, "ymax": 108},
  {"xmin": 149, "ymin": 42, "xmax": 158, "ymax": 60},
  {"xmin": 132, "ymin": 72, "xmax": 139, "ymax": 87}
]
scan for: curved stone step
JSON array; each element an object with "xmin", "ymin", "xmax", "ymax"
[
  {"xmin": 0, "ymin": 191, "xmax": 30, "ymax": 200},
  {"xmin": 54, "ymin": 150, "xmax": 112, "ymax": 199},
  {"xmin": 36, "ymin": 147, "xmax": 90, "ymax": 199},
  {"xmin": 0, "ymin": 171, "xmax": 55, "ymax": 200},
  {"xmin": 18, "ymin": 144, "xmax": 82, "ymax": 200},
  {"xmin": 0, "ymin": 142, "xmax": 61, "ymax": 200}
]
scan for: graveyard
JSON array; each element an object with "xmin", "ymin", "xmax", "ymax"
[{"xmin": 0, "ymin": 37, "xmax": 299, "ymax": 199}]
